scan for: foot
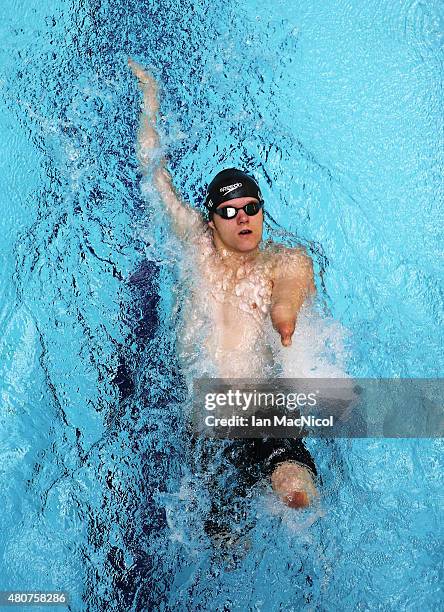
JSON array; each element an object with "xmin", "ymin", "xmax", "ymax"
[{"xmin": 271, "ymin": 462, "xmax": 318, "ymax": 509}]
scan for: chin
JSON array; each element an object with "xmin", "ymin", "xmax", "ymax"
[
  {"xmin": 234, "ymin": 242, "xmax": 259, "ymax": 253},
  {"xmin": 234, "ymin": 237, "xmax": 261, "ymax": 252}
]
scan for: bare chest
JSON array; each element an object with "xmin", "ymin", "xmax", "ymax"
[{"xmin": 200, "ymin": 257, "xmax": 274, "ymax": 320}]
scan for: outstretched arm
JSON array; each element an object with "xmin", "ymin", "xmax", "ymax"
[
  {"xmin": 271, "ymin": 248, "xmax": 316, "ymax": 346},
  {"xmin": 128, "ymin": 58, "xmax": 203, "ymax": 238}
]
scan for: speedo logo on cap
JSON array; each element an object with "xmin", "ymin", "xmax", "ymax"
[{"xmin": 220, "ymin": 182, "xmax": 242, "ymax": 195}]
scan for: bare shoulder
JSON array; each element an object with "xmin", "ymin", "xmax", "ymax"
[{"xmin": 263, "ymin": 241, "xmax": 313, "ymax": 280}]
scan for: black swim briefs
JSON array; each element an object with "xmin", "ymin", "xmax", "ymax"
[{"xmin": 222, "ymin": 436, "xmax": 317, "ymax": 486}]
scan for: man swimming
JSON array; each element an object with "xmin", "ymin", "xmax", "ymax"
[{"xmin": 128, "ymin": 58, "xmax": 318, "ymax": 514}]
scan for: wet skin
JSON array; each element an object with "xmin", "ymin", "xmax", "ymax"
[
  {"xmin": 208, "ymin": 197, "xmax": 264, "ymax": 255},
  {"xmin": 208, "ymin": 199, "xmax": 317, "ymax": 509},
  {"xmin": 128, "ymin": 57, "xmax": 318, "ymax": 511}
]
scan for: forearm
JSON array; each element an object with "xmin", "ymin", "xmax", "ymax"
[
  {"xmin": 136, "ymin": 101, "xmax": 186, "ymax": 225},
  {"xmin": 128, "ymin": 58, "xmax": 203, "ymax": 237},
  {"xmin": 136, "ymin": 85, "xmax": 161, "ymax": 173}
]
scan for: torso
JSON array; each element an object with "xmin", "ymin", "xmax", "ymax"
[{"xmin": 178, "ymin": 226, "xmax": 285, "ymax": 378}]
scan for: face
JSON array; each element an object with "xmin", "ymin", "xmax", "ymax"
[{"xmin": 208, "ymin": 197, "xmax": 263, "ymax": 254}]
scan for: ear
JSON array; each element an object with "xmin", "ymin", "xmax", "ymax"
[{"xmin": 208, "ymin": 219, "xmax": 215, "ymax": 230}]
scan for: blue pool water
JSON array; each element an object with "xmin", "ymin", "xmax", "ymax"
[{"xmin": 1, "ymin": 0, "xmax": 443, "ymax": 610}]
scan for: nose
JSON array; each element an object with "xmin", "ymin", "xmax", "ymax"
[{"xmin": 236, "ymin": 208, "xmax": 249, "ymax": 224}]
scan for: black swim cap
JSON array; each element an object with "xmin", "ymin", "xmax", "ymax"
[{"xmin": 204, "ymin": 168, "xmax": 263, "ymax": 215}]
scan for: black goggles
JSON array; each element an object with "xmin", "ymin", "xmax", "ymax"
[{"xmin": 213, "ymin": 201, "xmax": 264, "ymax": 220}]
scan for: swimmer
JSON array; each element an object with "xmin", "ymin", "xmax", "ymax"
[{"xmin": 128, "ymin": 58, "xmax": 319, "ymax": 514}]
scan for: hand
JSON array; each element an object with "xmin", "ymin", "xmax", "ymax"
[
  {"xmin": 128, "ymin": 58, "xmax": 159, "ymax": 117},
  {"xmin": 128, "ymin": 57, "xmax": 155, "ymax": 86},
  {"xmin": 275, "ymin": 320, "xmax": 295, "ymax": 347}
]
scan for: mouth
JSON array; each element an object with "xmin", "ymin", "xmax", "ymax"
[{"xmin": 238, "ymin": 229, "xmax": 253, "ymax": 236}]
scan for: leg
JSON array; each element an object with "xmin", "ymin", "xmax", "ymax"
[
  {"xmin": 258, "ymin": 437, "xmax": 319, "ymax": 509},
  {"xmin": 271, "ymin": 461, "xmax": 318, "ymax": 508}
]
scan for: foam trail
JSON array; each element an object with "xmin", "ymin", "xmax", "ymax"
[
  {"xmin": 269, "ymin": 304, "xmax": 356, "ymax": 404},
  {"xmin": 268, "ymin": 305, "xmax": 347, "ymax": 376}
]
